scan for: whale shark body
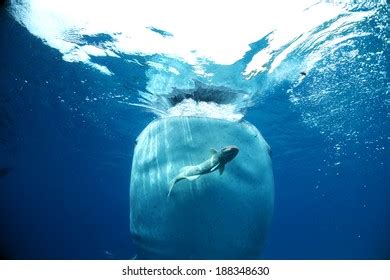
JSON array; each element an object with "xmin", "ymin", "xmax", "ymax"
[
  {"xmin": 167, "ymin": 145, "xmax": 239, "ymax": 197},
  {"xmin": 130, "ymin": 117, "xmax": 274, "ymax": 259}
]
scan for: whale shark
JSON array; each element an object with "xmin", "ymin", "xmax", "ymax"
[
  {"xmin": 167, "ymin": 145, "xmax": 239, "ymax": 197},
  {"xmin": 130, "ymin": 117, "xmax": 274, "ymax": 259}
]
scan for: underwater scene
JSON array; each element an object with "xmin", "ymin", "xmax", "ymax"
[{"xmin": 0, "ymin": 0, "xmax": 388, "ymax": 259}]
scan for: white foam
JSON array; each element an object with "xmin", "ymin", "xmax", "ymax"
[
  {"xmin": 166, "ymin": 99, "xmax": 243, "ymax": 122},
  {"xmin": 9, "ymin": 0, "xmax": 346, "ymax": 75}
]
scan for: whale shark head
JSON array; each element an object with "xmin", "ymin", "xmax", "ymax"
[{"xmin": 219, "ymin": 145, "xmax": 239, "ymax": 163}]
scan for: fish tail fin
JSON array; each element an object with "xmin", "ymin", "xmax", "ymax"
[{"xmin": 167, "ymin": 178, "xmax": 177, "ymax": 199}]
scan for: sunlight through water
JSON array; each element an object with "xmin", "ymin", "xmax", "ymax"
[{"xmin": 8, "ymin": 0, "xmax": 388, "ymax": 147}]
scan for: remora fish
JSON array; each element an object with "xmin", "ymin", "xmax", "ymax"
[{"xmin": 167, "ymin": 145, "xmax": 239, "ymax": 197}]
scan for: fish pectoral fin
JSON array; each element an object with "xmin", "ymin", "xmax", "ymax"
[
  {"xmin": 185, "ymin": 175, "xmax": 200, "ymax": 181},
  {"xmin": 219, "ymin": 164, "xmax": 225, "ymax": 175},
  {"xmin": 210, "ymin": 148, "xmax": 218, "ymax": 155},
  {"xmin": 210, "ymin": 163, "xmax": 220, "ymax": 172}
]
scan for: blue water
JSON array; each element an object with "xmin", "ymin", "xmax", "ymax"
[{"xmin": 0, "ymin": 2, "xmax": 388, "ymax": 259}]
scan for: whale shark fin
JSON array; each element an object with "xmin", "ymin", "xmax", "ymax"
[
  {"xmin": 219, "ymin": 164, "xmax": 225, "ymax": 175},
  {"xmin": 210, "ymin": 148, "xmax": 218, "ymax": 155},
  {"xmin": 186, "ymin": 175, "xmax": 200, "ymax": 181},
  {"xmin": 210, "ymin": 163, "xmax": 220, "ymax": 172}
]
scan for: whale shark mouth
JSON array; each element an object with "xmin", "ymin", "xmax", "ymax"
[
  {"xmin": 166, "ymin": 81, "xmax": 251, "ymax": 121},
  {"xmin": 168, "ymin": 81, "xmax": 247, "ymax": 106},
  {"xmin": 138, "ymin": 80, "xmax": 252, "ymax": 122}
]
